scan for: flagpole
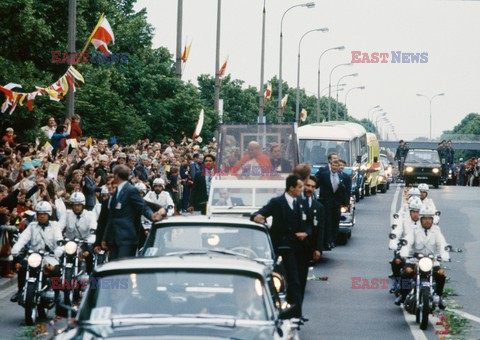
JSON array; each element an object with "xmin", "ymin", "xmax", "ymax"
[
  {"xmin": 258, "ymin": 0, "xmax": 266, "ymax": 121},
  {"xmin": 80, "ymin": 13, "xmax": 105, "ymax": 56},
  {"xmin": 66, "ymin": 0, "xmax": 77, "ymax": 120},
  {"xmin": 175, "ymin": 0, "xmax": 183, "ymax": 79},
  {"xmin": 214, "ymin": 0, "xmax": 222, "ymax": 114}
]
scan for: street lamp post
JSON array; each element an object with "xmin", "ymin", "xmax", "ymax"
[
  {"xmin": 374, "ymin": 112, "xmax": 387, "ymax": 132},
  {"xmin": 278, "ymin": 2, "xmax": 315, "ymax": 122},
  {"xmin": 296, "ymin": 27, "xmax": 329, "ymax": 122},
  {"xmin": 367, "ymin": 105, "xmax": 380, "ymax": 122},
  {"xmin": 258, "ymin": 0, "xmax": 266, "ymax": 121},
  {"xmin": 328, "ymin": 63, "xmax": 353, "ymax": 121},
  {"xmin": 214, "ymin": 0, "xmax": 222, "ymax": 114},
  {"xmin": 321, "ymin": 83, "xmax": 346, "ymax": 95},
  {"xmin": 317, "ymin": 46, "xmax": 344, "ymax": 122},
  {"xmin": 335, "ymin": 72, "xmax": 358, "ymax": 120},
  {"xmin": 344, "ymin": 86, "xmax": 365, "ymax": 120},
  {"xmin": 416, "ymin": 93, "xmax": 445, "ymax": 141}
]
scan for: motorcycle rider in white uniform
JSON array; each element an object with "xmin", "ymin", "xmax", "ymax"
[
  {"xmin": 10, "ymin": 201, "xmax": 64, "ymax": 303},
  {"xmin": 418, "ymin": 183, "xmax": 436, "ymax": 210},
  {"xmin": 395, "ymin": 204, "xmax": 450, "ymax": 309},
  {"xmin": 388, "ymin": 196, "xmax": 422, "ymax": 283},
  {"xmin": 144, "ymin": 178, "xmax": 174, "ymax": 216},
  {"xmin": 57, "ymin": 192, "xmax": 97, "ymax": 273}
]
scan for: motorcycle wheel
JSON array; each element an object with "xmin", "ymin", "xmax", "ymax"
[
  {"xmin": 419, "ymin": 289, "xmax": 430, "ymax": 330},
  {"xmin": 24, "ymin": 282, "xmax": 37, "ymax": 326},
  {"xmin": 63, "ymin": 267, "xmax": 73, "ymax": 306}
]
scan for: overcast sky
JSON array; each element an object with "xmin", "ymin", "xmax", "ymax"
[{"xmin": 134, "ymin": 0, "xmax": 480, "ymax": 140}]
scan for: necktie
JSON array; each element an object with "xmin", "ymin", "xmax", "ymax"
[
  {"xmin": 292, "ymin": 198, "xmax": 296, "ymax": 210},
  {"xmin": 424, "ymin": 229, "xmax": 428, "ymax": 236}
]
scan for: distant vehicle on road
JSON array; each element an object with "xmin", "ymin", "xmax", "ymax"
[{"xmin": 403, "ymin": 149, "xmax": 442, "ymax": 188}]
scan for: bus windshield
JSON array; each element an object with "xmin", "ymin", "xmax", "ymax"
[{"xmin": 299, "ymin": 139, "xmax": 350, "ymax": 166}]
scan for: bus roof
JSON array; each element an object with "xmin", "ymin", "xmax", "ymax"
[{"xmin": 298, "ymin": 122, "xmax": 366, "ymax": 140}]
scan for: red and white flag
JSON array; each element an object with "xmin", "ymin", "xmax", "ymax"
[
  {"xmin": 264, "ymin": 82, "xmax": 272, "ymax": 100},
  {"xmin": 91, "ymin": 16, "xmax": 115, "ymax": 55},
  {"xmin": 192, "ymin": 109, "xmax": 204, "ymax": 139},
  {"xmin": 219, "ymin": 59, "xmax": 228, "ymax": 78}
]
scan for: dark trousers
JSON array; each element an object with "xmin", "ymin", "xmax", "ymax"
[
  {"xmin": 325, "ymin": 205, "xmax": 341, "ymax": 244},
  {"xmin": 391, "ymin": 254, "xmax": 404, "ymax": 278},
  {"xmin": 280, "ymin": 250, "xmax": 305, "ymax": 317},
  {"xmin": 195, "ymin": 202, "xmax": 207, "ymax": 215},
  {"xmin": 109, "ymin": 245, "xmax": 137, "ymax": 260}
]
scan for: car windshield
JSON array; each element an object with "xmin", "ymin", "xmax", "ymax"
[
  {"xmin": 299, "ymin": 139, "xmax": 350, "ymax": 166},
  {"xmin": 145, "ymin": 225, "xmax": 273, "ymax": 260},
  {"xmin": 405, "ymin": 150, "xmax": 440, "ymax": 163},
  {"xmin": 79, "ymin": 272, "xmax": 270, "ymax": 322},
  {"xmin": 211, "ymin": 188, "xmax": 253, "ymax": 206}
]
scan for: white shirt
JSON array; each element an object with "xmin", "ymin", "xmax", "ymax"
[
  {"xmin": 41, "ymin": 125, "xmax": 56, "ymax": 139},
  {"xmin": 116, "ymin": 181, "xmax": 127, "ymax": 199},
  {"xmin": 284, "ymin": 192, "xmax": 296, "ymax": 210},
  {"xmin": 330, "ymin": 171, "xmax": 339, "ymax": 191}
]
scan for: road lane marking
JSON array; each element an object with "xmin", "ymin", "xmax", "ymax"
[{"xmin": 447, "ymin": 309, "xmax": 480, "ymax": 324}]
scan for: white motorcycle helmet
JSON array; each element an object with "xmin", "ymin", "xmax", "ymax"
[
  {"xmin": 153, "ymin": 178, "xmax": 165, "ymax": 188},
  {"xmin": 135, "ymin": 182, "xmax": 148, "ymax": 195},
  {"xmin": 419, "ymin": 204, "xmax": 436, "ymax": 218},
  {"xmin": 70, "ymin": 192, "xmax": 86, "ymax": 205},
  {"xmin": 408, "ymin": 196, "xmax": 422, "ymax": 211},
  {"xmin": 407, "ymin": 188, "xmax": 420, "ymax": 198},
  {"xmin": 36, "ymin": 201, "xmax": 53, "ymax": 216},
  {"xmin": 418, "ymin": 183, "xmax": 429, "ymax": 193}
]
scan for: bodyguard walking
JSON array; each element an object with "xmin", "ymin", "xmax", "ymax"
[{"xmin": 252, "ymin": 174, "xmax": 306, "ymax": 320}]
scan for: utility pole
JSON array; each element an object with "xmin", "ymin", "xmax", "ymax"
[
  {"xmin": 175, "ymin": 0, "xmax": 183, "ymax": 78},
  {"xmin": 214, "ymin": 0, "xmax": 222, "ymax": 113},
  {"xmin": 66, "ymin": 0, "xmax": 76, "ymax": 119},
  {"xmin": 258, "ymin": 0, "xmax": 266, "ymax": 121}
]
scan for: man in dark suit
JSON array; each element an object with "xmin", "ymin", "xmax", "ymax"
[
  {"xmin": 315, "ymin": 159, "xmax": 346, "ymax": 249},
  {"xmin": 316, "ymin": 152, "xmax": 338, "ymax": 176},
  {"xmin": 212, "ymin": 188, "xmax": 245, "ymax": 206},
  {"xmin": 251, "ymin": 174, "xmax": 305, "ymax": 319},
  {"xmin": 102, "ymin": 165, "xmax": 162, "ymax": 260},
  {"xmin": 299, "ymin": 175, "xmax": 325, "ymax": 302},
  {"xmin": 270, "ymin": 144, "xmax": 292, "ymax": 173},
  {"xmin": 189, "ymin": 154, "xmax": 216, "ymax": 215}
]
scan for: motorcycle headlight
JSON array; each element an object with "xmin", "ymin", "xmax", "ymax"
[
  {"xmin": 432, "ymin": 168, "xmax": 439, "ymax": 174},
  {"xmin": 418, "ymin": 257, "xmax": 433, "ymax": 273},
  {"xmin": 27, "ymin": 253, "xmax": 42, "ymax": 268},
  {"xmin": 272, "ymin": 272, "xmax": 284, "ymax": 293},
  {"xmin": 378, "ymin": 176, "xmax": 384, "ymax": 182},
  {"xmin": 341, "ymin": 206, "xmax": 348, "ymax": 213},
  {"xmin": 65, "ymin": 241, "xmax": 78, "ymax": 255},
  {"xmin": 405, "ymin": 167, "xmax": 414, "ymax": 173}
]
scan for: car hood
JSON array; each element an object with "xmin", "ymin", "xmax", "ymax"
[{"xmin": 59, "ymin": 322, "xmax": 277, "ymax": 340}]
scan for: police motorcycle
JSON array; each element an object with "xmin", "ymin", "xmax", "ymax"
[
  {"xmin": 11, "ymin": 202, "xmax": 63, "ymax": 325},
  {"xmin": 396, "ymin": 205, "xmax": 451, "ymax": 330},
  {"xmin": 60, "ymin": 192, "xmax": 97, "ymax": 305}
]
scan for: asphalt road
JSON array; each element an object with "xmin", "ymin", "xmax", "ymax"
[
  {"xmin": 302, "ymin": 183, "xmax": 480, "ymax": 340},
  {"xmin": 0, "ymin": 183, "xmax": 478, "ymax": 339}
]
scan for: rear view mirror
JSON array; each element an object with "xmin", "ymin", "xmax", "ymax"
[
  {"xmin": 389, "ymin": 233, "xmax": 397, "ymax": 240},
  {"xmin": 391, "ymin": 224, "xmax": 397, "ymax": 230},
  {"xmin": 400, "ymin": 239, "xmax": 408, "ymax": 246},
  {"xmin": 445, "ymin": 244, "xmax": 452, "ymax": 252},
  {"xmin": 393, "ymin": 213, "xmax": 399, "ymax": 219},
  {"xmin": 435, "ymin": 211, "xmax": 441, "ymax": 216}
]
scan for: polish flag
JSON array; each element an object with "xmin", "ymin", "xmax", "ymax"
[{"xmin": 91, "ymin": 16, "xmax": 115, "ymax": 55}]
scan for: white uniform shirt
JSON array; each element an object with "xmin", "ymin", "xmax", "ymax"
[
  {"xmin": 58, "ymin": 209, "xmax": 97, "ymax": 241},
  {"xmin": 400, "ymin": 225, "xmax": 450, "ymax": 262},
  {"xmin": 144, "ymin": 190, "xmax": 174, "ymax": 216},
  {"xmin": 11, "ymin": 221, "xmax": 64, "ymax": 258}
]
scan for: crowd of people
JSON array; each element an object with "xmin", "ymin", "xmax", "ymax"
[{"xmin": 0, "ymin": 115, "xmax": 220, "ymax": 280}]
